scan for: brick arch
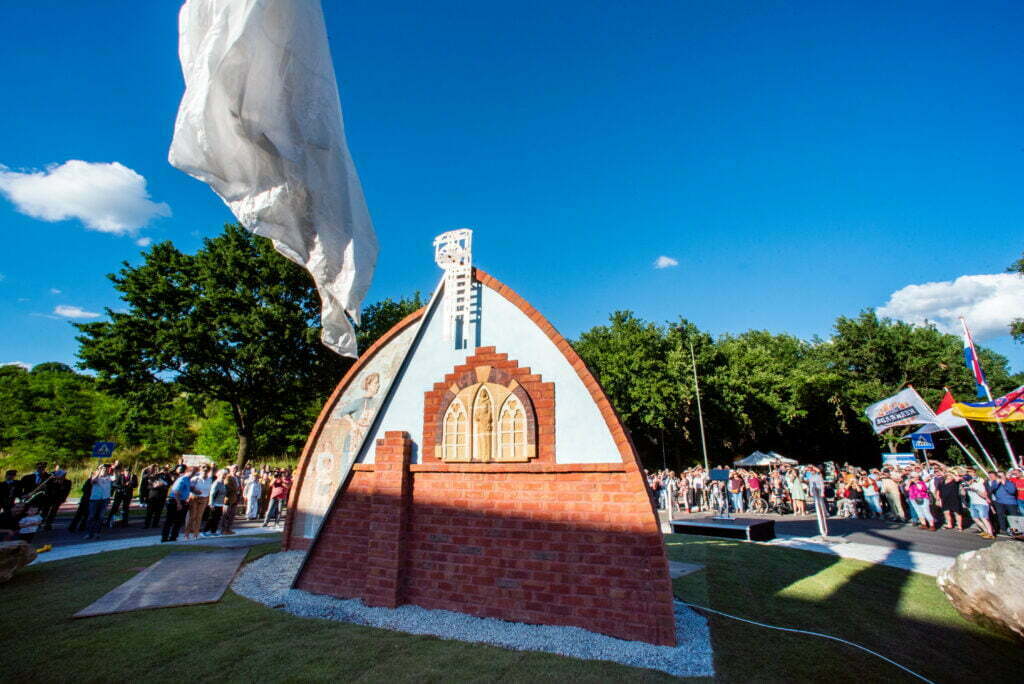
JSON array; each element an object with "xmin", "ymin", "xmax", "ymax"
[{"xmin": 422, "ymin": 348, "xmax": 553, "ymax": 463}]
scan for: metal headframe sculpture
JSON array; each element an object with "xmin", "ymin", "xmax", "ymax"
[{"xmin": 433, "ymin": 229, "xmax": 473, "ymax": 345}]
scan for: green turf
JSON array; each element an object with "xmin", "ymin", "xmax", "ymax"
[
  {"xmin": 2, "ymin": 537, "xmax": 1018, "ymax": 682},
  {"xmin": 666, "ymin": 534, "xmax": 1022, "ymax": 682},
  {"xmin": 1, "ymin": 542, "xmax": 681, "ymax": 683}
]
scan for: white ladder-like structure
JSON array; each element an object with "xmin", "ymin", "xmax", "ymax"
[{"xmin": 433, "ymin": 229, "xmax": 473, "ymax": 346}]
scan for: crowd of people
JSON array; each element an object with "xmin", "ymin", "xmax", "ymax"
[
  {"xmin": 647, "ymin": 461, "xmax": 1024, "ymax": 539},
  {"xmin": 0, "ymin": 460, "xmax": 293, "ymax": 545}
]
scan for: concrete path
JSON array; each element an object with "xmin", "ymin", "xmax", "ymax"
[
  {"xmin": 663, "ymin": 510, "xmax": 1014, "ymax": 576},
  {"xmin": 74, "ymin": 548, "xmax": 249, "ymax": 618},
  {"xmin": 764, "ymin": 535, "xmax": 954, "ymax": 576},
  {"xmin": 31, "ymin": 527, "xmax": 281, "ymax": 565}
]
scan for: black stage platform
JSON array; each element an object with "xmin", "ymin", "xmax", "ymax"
[{"xmin": 670, "ymin": 517, "xmax": 775, "ymax": 542}]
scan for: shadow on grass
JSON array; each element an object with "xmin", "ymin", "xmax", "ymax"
[
  {"xmin": 667, "ymin": 534, "xmax": 1021, "ymax": 683},
  {"xmin": 1, "ymin": 542, "xmax": 691, "ymax": 683}
]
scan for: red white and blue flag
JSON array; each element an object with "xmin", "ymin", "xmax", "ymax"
[{"xmin": 959, "ymin": 318, "xmax": 987, "ymax": 398}]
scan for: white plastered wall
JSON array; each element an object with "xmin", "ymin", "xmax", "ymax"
[{"xmin": 359, "ymin": 278, "xmax": 621, "ymax": 464}]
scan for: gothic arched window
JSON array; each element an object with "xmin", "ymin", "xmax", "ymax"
[
  {"xmin": 442, "ymin": 399, "xmax": 469, "ymax": 461},
  {"xmin": 497, "ymin": 395, "xmax": 527, "ymax": 461}
]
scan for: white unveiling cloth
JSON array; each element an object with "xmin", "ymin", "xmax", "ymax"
[{"xmin": 169, "ymin": 0, "xmax": 377, "ymax": 357}]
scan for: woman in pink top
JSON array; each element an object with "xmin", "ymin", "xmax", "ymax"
[{"xmin": 906, "ymin": 476, "xmax": 936, "ymax": 531}]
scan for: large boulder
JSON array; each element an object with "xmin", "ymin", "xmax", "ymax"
[
  {"xmin": 937, "ymin": 542, "xmax": 1024, "ymax": 639},
  {"xmin": 0, "ymin": 540, "xmax": 38, "ymax": 583}
]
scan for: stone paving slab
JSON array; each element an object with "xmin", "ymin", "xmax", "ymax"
[
  {"xmin": 668, "ymin": 561, "xmax": 704, "ymax": 578},
  {"xmin": 74, "ymin": 548, "xmax": 248, "ymax": 618}
]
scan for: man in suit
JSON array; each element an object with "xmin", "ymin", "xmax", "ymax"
[
  {"xmin": 42, "ymin": 469, "xmax": 72, "ymax": 531},
  {"xmin": 19, "ymin": 463, "xmax": 48, "ymax": 501},
  {"xmin": 0, "ymin": 470, "xmax": 20, "ymax": 515},
  {"xmin": 67, "ymin": 476, "xmax": 93, "ymax": 533}
]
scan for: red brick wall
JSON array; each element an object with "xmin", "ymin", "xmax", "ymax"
[
  {"xmin": 295, "ymin": 433, "xmax": 677, "ymax": 646},
  {"xmin": 422, "ymin": 347, "xmax": 555, "ymax": 463}
]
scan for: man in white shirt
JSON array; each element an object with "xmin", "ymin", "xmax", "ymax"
[{"xmin": 85, "ymin": 464, "xmax": 114, "ymax": 540}]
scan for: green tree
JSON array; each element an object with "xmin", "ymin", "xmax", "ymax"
[{"xmin": 76, "ymin": 224, "xmax": 351, "ymax": 466}]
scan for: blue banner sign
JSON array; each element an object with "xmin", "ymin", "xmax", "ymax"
[
  {"xmin": 91, "ymin": 441, "xmax": 116, "ymax": 459},
  {"xmin": 882, "ymin": 453, "xmax": 917, "ymax": 468},
  {"xmin": 910, "ymin": 433, "xmax": 935, "ymax": 450}
]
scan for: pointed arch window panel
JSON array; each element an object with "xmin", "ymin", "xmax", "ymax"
[
  {"xmin": 430, "ymin": 358, "xmax": 546, "ymax": 464},
  {"xmin": 442, "ymin": 399, "xmax": 469, "ymax": 462},
  {"xmin": 497, "ymin": 395, "xmax": 528, "ymax": 461}
]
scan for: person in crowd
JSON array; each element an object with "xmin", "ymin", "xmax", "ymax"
[
  {"xmin": 835, "ymin": 480, "xmax": 856, "ymax": 518},
  {"xmin": 1009, "ymin": 468, "xmax": 1024, "ymax": 517},
  {"xmin": 19, "ymin": 462, "xmax": 49, "ymax": 499},
  {"xmin": 879, "ymin": 469, "xmax": 906, "ymax": 521},
  {"xmin": 906, "ymin": 474, "xmax": 936, "ymax": 531},
  {"xmin": 144, "ymin": 466, "xmax": 172, "ymax": 529},
  {"xmin": 41, "ymin": 468, "xmax": 71, "ymax": 531},
  {"xmin": 67, "ymin": 474, "xmax": 93, "ymax": 533},
  {"xmin": 258, "ymin": 467, "xmax": 273, "ymax": 517},
  {"xmin": 139, "ymin": 466, "xmax": 153, "ymax": 516},
  {"xmin": 203, "ymin": 469, "xmax": 229, "ymax": 537},
  {"xmin": 219, "ymin": 465, "xmax": 241, "ymax": 535},
  {"xmin": 727, "ymin": 470, "xmax": 745, "ymax": 513},
  {"xmin": 262, "ymin": 470, "xmax": 289, "ymax": 527},
  {"xmin": 964, "ymin": 470, "xmax": 995, "ymax": 539},
  {"xmin": 244, "ymin": 473, "xmax": 262, "ymax": 520},
  {"xmin": 860, "ymin": 475, "xmax": 882, "ymax": 519},
  {"xmin": 105, "ymin": 465, "xmax": 130, "ymax": 528},
  {"xmin": 184, "ymin": 464, "xmax": 215, "ymax": 540},
  {"xmin": 162, "ymin": 464, "xmax": 193, "ymax": 543},
  {"xmin": 936, "ymin": 470, "xmax": 965, "ymax": 530},
  {"xmin": 0, "ymin": 470, "xmax": 21, "ymax": 515},
  {"xmin": 85, "ymin": 464, "xmax": 114, "ymax": 540},
  {"xmin": 17, "ymin": 504, "xmax": 43, "ymax": 543},
  {"xmin": 987, "ymin": 470, "xmax": 1018, "ymax": 536},
  {"xmin": 786, "ymin": 468, "xmax": 807, "ymax": 515}
]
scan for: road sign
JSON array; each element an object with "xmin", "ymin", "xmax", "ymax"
[
  {"xmin": 91, "ymin": 442, "xmax": 116, "ymax": 459},
  {"xmin": 910, "ymin": 433, "xmax": 935, "ymax": 450}
]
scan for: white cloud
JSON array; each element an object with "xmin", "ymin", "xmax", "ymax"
[
  {"xmin": 878, "ymin": 273, "xmax": 1024, "ymax": 340},
  {"xmin": 135, "ymin": 237, "xmax": 152, "ymax": 247},
  {"xmin": 54, "ymin": 305, "xmax": 101, "ymax": 319},
  {"xmin": 50, "ymin": 288, "xmax": 61, "ymax": 294},
  {"xmin": 654, "ymin": 255, "xmax": 679, "ymax": 269},
  {"xmin": 1, "ymin": 361, "xmax": 31, "ymax": 370},
  {"xmin": 0, "ymin": 160, "xmax": 170, "ymax": 236}
]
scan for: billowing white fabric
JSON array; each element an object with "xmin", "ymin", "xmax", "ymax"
[
  {"xmin": 864, "ymin": 387, "xmax": 937, "ymax": 434},
  {"xmin": 169, "ymin": 0, "xmax": 377, "ymax": 358}
]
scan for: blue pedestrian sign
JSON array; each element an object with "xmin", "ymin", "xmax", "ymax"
[
  {"xmin": 91, "ymin": 441, "xmax": 116, "ymax": 459},
  {"xmin": 910, "ymin": 433, "xmax": 934, "ymax": 450}
]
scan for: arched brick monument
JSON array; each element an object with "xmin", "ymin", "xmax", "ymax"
[{"xmin": 284, "ymin": 257, "xmax": 677, "ymax": 646}]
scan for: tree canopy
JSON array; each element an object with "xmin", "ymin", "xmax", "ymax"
[
  {"xmin": 572, "ymin": 309, "xmax": 1022, "ymax": 470},
  {"xmin": 75, "ymin": 224, "xmax": 421, "ymax": 466}
]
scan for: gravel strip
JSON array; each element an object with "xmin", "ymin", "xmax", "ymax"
[{"xmin": 232, "ymin": 551, "xmax": 714, "ymax": 677}]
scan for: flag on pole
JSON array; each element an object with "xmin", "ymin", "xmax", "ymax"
[
  {"xmin": 864, "ymin": 387, "xmax": 937, "ymax": 434},
  {"xmin": 914, "ymin": 388, "xmax": 969, "ymax": 433},
  {"xmin": 169, "ymin": 0, "xmax": 378, "ymax": 358},
  {"xmin": 993, "ymin": 384, "xmax": 1024, "ymax": 419},
  {"xmin": 959, "ymin": 318, "xmax": 987, "ymax": 398},
  {"xmin": 952, "ymin": 400, "xmax": 1024, "ymax": 422}
]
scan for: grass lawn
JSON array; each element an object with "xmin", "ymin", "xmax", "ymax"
[
  {"xmin": 666, "ymin": 534, "xmax": 1022, "ymax": 682},
  {"xmin": 1, "ymin": 536, "xmax": 1018, "ymax": 682}
]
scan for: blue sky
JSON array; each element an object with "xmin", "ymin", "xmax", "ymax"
[{"xmin": 1, "ymin": 1, "xmax": 1022, "ymax": 374}]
